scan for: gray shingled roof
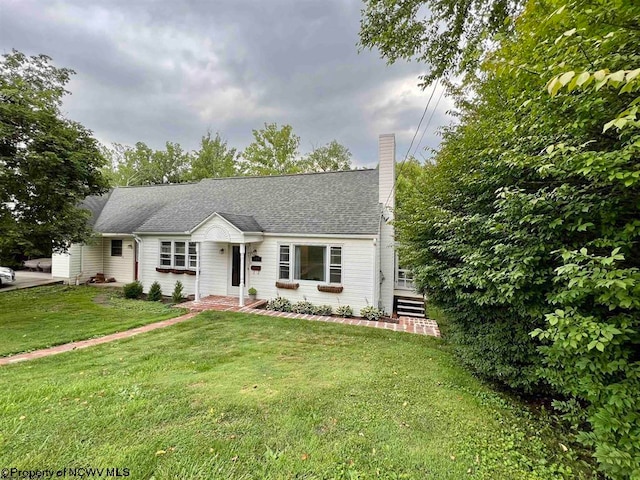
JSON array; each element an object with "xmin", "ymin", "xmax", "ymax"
[{"xmin": 87, "ymin": 169, "xmax": 380, "ymax": 235}]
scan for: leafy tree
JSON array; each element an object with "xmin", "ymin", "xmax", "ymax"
[
  {"xmin": 188, "ymin": 130, "xmax": 239, "ymax": 180},
  {"xmin": 149, "ymin": 141, "xmax": 190, "ymax": 184},
  {"xmin": 302, "ymin": 140, "xmax": 352, "ymax": 172},
  {"xmin": 359, "ymin": 0, "xmax": 523, "ymax": 85},
  {"xmin": 392, "ymin": 0, "xmax": 639, "ymax": 476},
  {"xmin": 103, "ymin": 141, "xmax": 191, "ymax": 186},
  {"xmin": 0, "ymin": 50, "xmax": 108, "ymax": 263},
  {"xmin": 241, "ymin": 123, "xmax": 301, "ymax": 176},
  {"xmin": 100, "ymin": 143, "xmax": 137, "ymax": 186}
]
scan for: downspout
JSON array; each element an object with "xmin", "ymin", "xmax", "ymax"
[{"xmin": 378, "ymin": 207, "xmax": 385, "ymax": 310}]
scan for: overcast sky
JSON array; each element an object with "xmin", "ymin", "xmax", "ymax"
[{"xmin": 0, "ymin": 0, "xmax": 453, "ymax": 167}]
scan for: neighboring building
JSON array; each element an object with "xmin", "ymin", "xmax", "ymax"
[{"xmin": 52, "ymin": 134, "xmax": 421, "ymax": 316}]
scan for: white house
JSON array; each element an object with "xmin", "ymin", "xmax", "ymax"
[{"xmin": 52, "ymin": 134, "xmax": 422, "ymax": 316}]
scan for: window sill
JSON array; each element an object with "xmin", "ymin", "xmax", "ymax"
[{"xmin": 317, "ymin": 284, "xmax": 343, "ymax": 293}]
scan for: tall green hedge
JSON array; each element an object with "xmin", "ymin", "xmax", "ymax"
[{"xmin": 396, "ymin": 1, "xmax": 639, "ymax": 477}]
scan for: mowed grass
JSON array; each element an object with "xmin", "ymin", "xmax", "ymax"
[
  {"xmin": 0, "ymin": 312, "xmax": 595, "ymax": 479},
  {"xmin": 0, "ymin": 285, "xmax": 184, "ymax": 357}
]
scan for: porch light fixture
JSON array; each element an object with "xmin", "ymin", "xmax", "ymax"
[{"xmin": 219, "ymin": 248, "xmax": 225, "ymax": 254}]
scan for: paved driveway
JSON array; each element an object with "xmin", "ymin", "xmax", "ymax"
[{"xmin": 0, "ymin": 270, "xmax": 63, "ymax": 292}]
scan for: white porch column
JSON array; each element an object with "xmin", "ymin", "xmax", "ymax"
[
  {"xmin": 195, "ymin": 242, "xmax": 201, "ymax": 301},
  {"xmin": 239, "ymin": 243, "xmax": 245, "ymax": 307}
]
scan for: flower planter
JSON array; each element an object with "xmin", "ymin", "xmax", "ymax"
[
  {"xmin": 275, "ymin": 281, "xmax": 299, "ymax": 290},
  {"xmin": 184, "ymin": 270, "xmax": 196, "ymax": 276},
  {"xmin": 317, "ymin": 285, "xmax": 343, "ymax": 293},
  {"xmin": 155, "ymin": 267, "xmax": 171, "ymax": 273},
  {"xmin": 171, "ymin": 269, "xmax": 185, "ymax": 274}
]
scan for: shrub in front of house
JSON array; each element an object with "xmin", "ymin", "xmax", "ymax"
[
  {"xmin": 292, "ymin": 301, "xmax": 315, "ymax": 314},
  {"xmin": 148, "ymin": 281, "xmax": 163, "ymax": 302},
  {"xmin": 123, "ymin": 281, "xmax": 143, "ymax": 299},
  {"xmin": 360, "ymin": 305, "xmax": 384, "ymax": 321},
  {"xmin": 266, "ymin": 296, "xmax": 292, "ymax": 312},
  {"xmin": 335, "ymin": 305, "xmax": 353, "ymax": 318},
  {"xmin": 172, "ymin": 280, "xmax": 184, "ymax": 303},
  {"xmin": 313, "ymin": 305, "xmax": 333, "ymax": 316}
]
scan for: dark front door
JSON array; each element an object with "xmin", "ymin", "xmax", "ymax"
[{"xmin": 231, "ymin": 245, "xmax": 241, "ymax": 287}]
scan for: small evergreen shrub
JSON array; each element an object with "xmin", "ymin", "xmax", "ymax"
[
  {"xmin": 360, "ymin": 305, "xmax": 384, "ymax": 321},
  {"xmin": 292, "ymin": 301, "xmax": 316, "ymax": 314},
  {"xmin": 314, "ymin": 305, "xmax": 333, "ymax": 316},
  {"xmin": 123, "ymin": 281, "xmax": 143, "ymax": 299},
  {"xmin": 148, "ymin": 281, "xmax": 163, "ymax": 302},
  {"xmin": 248, "ymin": 287, "xmax": 257, "ymax": 295},
  {"xmin": 172, "ymin": 280, "xmax": 184, "ymax": 303},
  {"xmin": 266, "ymin": 296, "xmax": 292, "ymax": 312},
  {"xmin": 336, "ymin": 305, "xmax": 353, "ymax": 318}
]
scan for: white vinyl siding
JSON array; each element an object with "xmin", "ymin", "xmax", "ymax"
[
  {"xmin": 102, "ymin": 237, "xmax": 135, "ymax": 283},
  {"xmin": 139, "ymin": 237, "xmax": 227, "ymax": 297},
  {"xmin": 251, "ymin": 236, "xmax": 374, "ymax": 313}
]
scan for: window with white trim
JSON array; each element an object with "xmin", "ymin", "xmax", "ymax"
[
  {"xmin": 159, "ymin": 240, "xmax": 197, "ymax": 268},
  {"xmin": 111, "ymin": 239, "xmax": 123, "ymax": 257},
  {"xmin": 278, "ymin": 244, "xmax": 342, "ymax": 283},
  {"xmin": 279, "ymin": 245, "xmax": 290, "ymax": 280},
  {"xmin": 188, "ymin": 243, "xmax": 197, "ymax": 268}
]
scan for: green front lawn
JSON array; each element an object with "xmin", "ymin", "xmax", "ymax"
[
  {"xmin": 0, "ymin": 285, "xmax": 184, "ymax": 357},
  {"xmin": 0, "ymin": 311, "xmax": 595, "ymax": 479}
]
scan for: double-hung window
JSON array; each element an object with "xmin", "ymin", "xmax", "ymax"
[
  {"xmin": 160, "ymin": 240, "xmax": 197, "ymax": 269},
  {"xmin": 111, "ymin": 239, "xmax": 123, "ymax": 257},
  {"xmin": 278, "ymin": 244, "xmax": 342, "ymax": 284}
]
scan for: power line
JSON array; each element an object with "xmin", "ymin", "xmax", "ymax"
[
  {"xmin": 412, "ymin": 87, "xmax": 445, "ymax": 159},
  {"xmin": 384, "ymin": 78, "xmax": 440, "ymax": 208}
]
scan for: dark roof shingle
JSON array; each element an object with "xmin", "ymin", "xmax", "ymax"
[{"xmin": 87, "ymin": 169, "xmax": 380, "ymax": 236}]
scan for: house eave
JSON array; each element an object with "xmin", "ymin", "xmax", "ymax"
[{"xmin": 262, "ymin": 232, "xmax": 377, "ymax": 239}]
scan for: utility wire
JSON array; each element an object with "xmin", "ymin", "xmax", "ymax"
[
  {"xmin": 384, "ymin": 78, "xmax": 440, "ymax": 208},
  {"xmin": 412, "ymin": 87, "xmax": 445, "ymax": 160}
]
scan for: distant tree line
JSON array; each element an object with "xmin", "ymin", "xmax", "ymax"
[{"xmin": 101, "ymin": 123, "xmax": 353, "ymax": 186}]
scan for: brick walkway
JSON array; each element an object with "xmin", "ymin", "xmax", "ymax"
[
  {"xmin": 0, "ymin": 312, "xmax": 198, "ymax": 366},
  {"xmin": 181, "ymin": 296, "xmax": 441, "ymax": 337}
]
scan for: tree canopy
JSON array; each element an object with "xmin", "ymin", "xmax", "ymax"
[
  {"xmin": 102, "ymin": 125, "xmax": 353, "ymax": 185},
  {"xmin": 302, "ymin": 140, "xmax": 353, "ymax": 172},
  {"xmin": 0, "ymin": 50, "xmax": 108, "ymax": 263},
  {"xmin": 241, "ymin": 123, "xmax": 302, "ymax": 176},
  {"xmin": 359, "ymin": 0, "xmax": 523, "ymax": 85},
  {"xmin": 187, "ymin": 130, "xmax": 239, "ymax": 180}
]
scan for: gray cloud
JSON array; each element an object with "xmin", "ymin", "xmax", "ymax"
[{"xmin": 0, "ymin": 0, "xmax": 454, "ymax": 167}]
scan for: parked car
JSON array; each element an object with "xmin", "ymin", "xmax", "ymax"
[{"xmin": 0, "ymin": 266, "xmax": 16, "ymax": 287}]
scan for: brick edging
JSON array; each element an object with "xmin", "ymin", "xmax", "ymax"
[{"xmin": 0, "ymin": 312, "xmax": 198, "ymax": 366}]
